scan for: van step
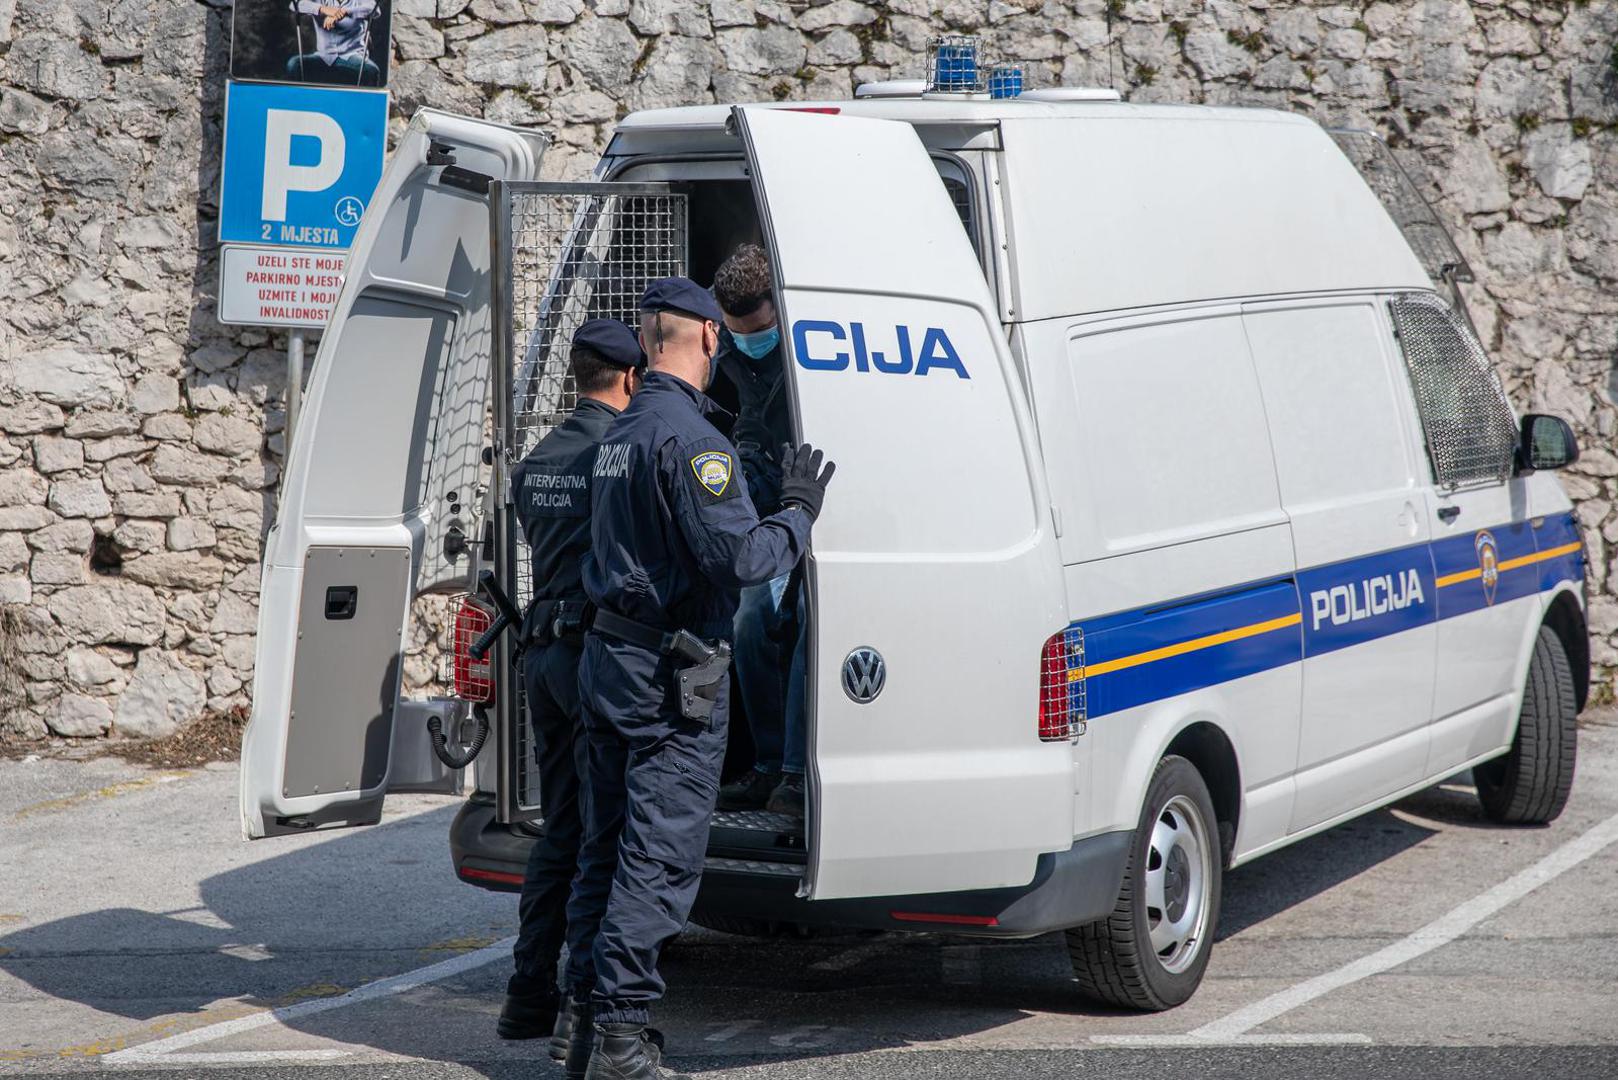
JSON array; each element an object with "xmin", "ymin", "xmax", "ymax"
[
  {"xmin": 711, "ymin": 809, "xmax": 803, "ymax": 835},
  {"xmin": 707, "ymin": 808, "xmax": 805, "ymax": 865},
  {"xmin": 703, "ymin": 856, "xmax": 801, "ymax": 877}
]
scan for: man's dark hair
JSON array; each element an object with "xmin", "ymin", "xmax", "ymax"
[
  {"xmin": 570, "ymin": 345, "xmax": 622, "ymax": 395},
  {"xmin": 712, "ymin": 243, "xmax": 773, "ymax": 318}
]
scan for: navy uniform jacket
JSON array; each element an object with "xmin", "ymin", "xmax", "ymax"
[
  {"xmin": 714, "ymin": 330, "xmax": 790, "ymax": 517},
  {"xmin": 511, "ymin": 398, "xmax": 620, "ymax": 634},
  {"xmin": 580, "ymin": 371, "xmax": 812, "ymax": 717}
]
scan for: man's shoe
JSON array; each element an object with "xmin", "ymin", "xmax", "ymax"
[
  {"xmin": 583, "ymin": 1023, "xmax": 688, "ymax": 1080},
  {"xmin": 764, "ymin": 772, "xmax": 806, "ymax": 819},
  {"xmin": 563, "ymin": 1002, "xmax": 594, "ymax": 1080},
  {"xmin": 550, "ymin": 997, "xmax": 585, "ymax": 1061},
  {"xmin": 718, "ymin": 768, "xmax": 779, "ymax": 811},
  {"xmin": 496, "ymin": 976, "xmax": 559, "ymax": 1041}
]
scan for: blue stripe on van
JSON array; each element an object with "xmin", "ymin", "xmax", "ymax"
[{"xmin": 1075, "ymin": 511, "xmax": 1583, "ymax": 721}]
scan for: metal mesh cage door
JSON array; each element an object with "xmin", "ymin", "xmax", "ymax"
[
  {"xmin": 1387, "ymin": 291, "xmax": 1519, "ymax": 491},
  {"xmin": 489, "ymin": 181, "xmax": 689, "ymax": 822}
]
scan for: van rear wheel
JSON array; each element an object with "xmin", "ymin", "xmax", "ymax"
[
  {"xmin": 1067, "ymin": 755, "xmax": 1221, "ymax": 1011},
  {"xmin": 1475, "ymin": 625, "xmax": 1578, "ymax": 825}
]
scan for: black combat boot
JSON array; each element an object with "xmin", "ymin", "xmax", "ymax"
[
  {"xmin": 550, "ymin": 996, "xmax": 586, "ymax": 1061},
  {"xmin": 764, "ymin": 772, "xmax": 806, "ymax": 820},
  {"xmin": 563, "ymin": 1001, "xmax": 594, "ymax": 1080},
  {"xmin": 717, "ymin": 768, "xmax": 779, "ymax": 811},
  {"xmin": 582, "ymin": 1023, "xmax": 687, "ymax": 1080},
  {"xmin": 496, "ymin": 973, "xmax": 559, "ymax": 1040}
]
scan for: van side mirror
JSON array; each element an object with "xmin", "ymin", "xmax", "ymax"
[{"xmin": 1518, "ymin": 414, "xmax": 1579, "ymax": 472}]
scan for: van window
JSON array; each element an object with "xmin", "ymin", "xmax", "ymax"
[
  {"xmin": 1065, "ymin": 312, "xmax": 1282, "ymax": 555},
  {"xmin": 1387, "ymin": 292, "xmax": 1517, "ymax": 489},
  {"xmin": 1243, "ymin": 303, "xmax": 1415, "ymax": 506},
  {"xmin": 930, "ymin": 155, "xmax": 978, "ymax": 257}
]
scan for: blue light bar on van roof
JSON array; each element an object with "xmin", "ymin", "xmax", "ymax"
[
  {"xmin": 989, "ymin": 66, "xmax": 1023, "ymax": 99},
  {"xmin": 928, "ymin": 35, "xmax": 984, "ymax": 93}
]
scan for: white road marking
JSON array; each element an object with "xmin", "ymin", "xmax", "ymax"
[
  {"xmin": 704, "ymin": 1019, "xmax": 763, "ymax": 1042},
  {"xmin": 808, "ymin": 939, "xmax": 896, "ymax": 972},
  {"xmin": 1191, "ymin": 807, "xmax": 1618, "ymax": 1040},
  {"xmin": 1092, "ymin": 1033, "xmax": 1373, "ymax": 1047},
  {"xmin": 105, "ymin": 935, "xmax": 518, "ymax": 1066},
  {"xmin": 216, "ymin": 943, "xmax": 274, "ymax": 962}
]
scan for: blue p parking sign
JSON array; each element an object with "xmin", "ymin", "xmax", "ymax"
[{"xmin": 219, "ymin": 82, "xmax": 387, "ymax": 249}]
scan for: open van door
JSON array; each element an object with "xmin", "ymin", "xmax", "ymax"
[
  {"xmin": 240, "ymin": 111, "xmax": 549, "ymax": 839},
  {"xmin": 735, "ymin": 107, "xmax": 1074, "ymax": 899}
]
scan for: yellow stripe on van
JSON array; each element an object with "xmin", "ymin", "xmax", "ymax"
[
  {"xmin": 1073, "ymin": 612, "xmax": 1303, "ymax": 681},
  {"xmin": 1435, "ymin": 542, "xmax": 1581, "ymax": 589}
]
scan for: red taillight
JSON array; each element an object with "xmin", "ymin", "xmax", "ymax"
[
  {"xmin": 890, "ymin": 911, "xmax": 1000, "ymax": 927},
  {"xmin": 782, "ymin": 106, "xmax": 841, "ymax": 114},
  {"xmin": 1039, "ymin": 628, "xmax": 1085, "ymax": 742},
  {"xmin": 453, "ymin": 596, "xmax": 495, "ymax": 703},
  {"xmin": 459, "ymin": 866, "xmax": 524, "ymax": 886}
]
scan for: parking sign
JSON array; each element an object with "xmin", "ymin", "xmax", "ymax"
[{"xmin": 219, "ymin": 81, "xmax": 387, "ymax": 249}]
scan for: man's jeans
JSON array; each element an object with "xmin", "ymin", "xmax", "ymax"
[{"xmin": 732, "ymin": 573, "xmax": 806, "ymax": 775}]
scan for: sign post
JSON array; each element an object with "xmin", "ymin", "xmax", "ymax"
[{"xmin": 287, "ymin": 330, "xmax": 305, "ymax": 446}]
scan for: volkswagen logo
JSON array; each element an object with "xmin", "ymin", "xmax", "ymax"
[{"xmin": 841, "ymin": 647, "xmax": 885, "ymax": 703}]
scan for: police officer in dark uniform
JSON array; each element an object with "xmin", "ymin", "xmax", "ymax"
[
  {"xmin": 498, "ymin": 319, "xmax": 645, "ymax": 1054},
  {"xmin": 562, "ymin": 279, "xmax": 836, "ymax": 1080}
]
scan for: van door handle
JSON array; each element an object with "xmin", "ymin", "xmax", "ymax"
[{"xmin": 1437, "ymin": 505, "xmax": 1461, "ymax": 523}]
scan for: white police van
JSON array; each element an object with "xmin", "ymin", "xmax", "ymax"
[{"xmin": 239, "ymin": 88, "xmax": 1590, "ymax": 1009}]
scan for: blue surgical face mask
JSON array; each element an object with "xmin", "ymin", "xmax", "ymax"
[{"xmin": 731, "ymin": 324, "xmax": 780, "ymax": 360}]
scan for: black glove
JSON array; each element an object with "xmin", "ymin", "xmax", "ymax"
[{"xmin": 778, "ymin": 442, "xmax": 836, "ymax": 521}]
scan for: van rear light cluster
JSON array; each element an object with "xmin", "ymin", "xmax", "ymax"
[
  {"xmin": 1039, "ymin": 627, "xmax": 1086, "ymax": 741},
  {"xmin": 453, "ymin": 595, "xmax": 495, "ymax": 703}
]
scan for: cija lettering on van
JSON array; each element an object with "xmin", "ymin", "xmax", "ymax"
[
  {"xmin": 791, "ymin": 320, "xmax": 971, "ymax": 378},
  {"xmin": 1309, "ymin": 568, "xmax": 1426, "ymax": 630}
]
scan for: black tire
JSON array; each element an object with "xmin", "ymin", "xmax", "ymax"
[
  {"xmin": 1476, "ymin": 625, "xmax": 1578, "ymax": 825},
  {"xmin": 1067, "ymin": 755, "xmax": 1221, "ymax": 1011}
]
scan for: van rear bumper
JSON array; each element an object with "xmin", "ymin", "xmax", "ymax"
[
  {"xmin": 450, "ymin": 795, "xmax": 1131, "ymax": 937},
  {"xmin": 692, "ymin": 830, "xmax": 1132, "ymax": 938}
]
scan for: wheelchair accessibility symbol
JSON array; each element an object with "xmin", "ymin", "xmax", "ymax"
[{"xmin": 334, "ymin": 195, "xmax": 365, "ymax": 228}]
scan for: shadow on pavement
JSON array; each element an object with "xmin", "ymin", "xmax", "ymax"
[{"xmin": 0, "ymin": 776, "xmax": 1480, "ymax": 1072}]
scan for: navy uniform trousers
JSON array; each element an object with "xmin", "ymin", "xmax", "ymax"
[
  {"xmin": 509, "ymin": 636, "xmax": 589, "ymax": 984},
  {"xmin": 562, "ymin": 663, "xmax": 730, "ymax": 1022}
]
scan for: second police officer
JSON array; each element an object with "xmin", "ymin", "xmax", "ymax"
[
  {"xmin": 564, "ymin": 279, "xmax": 836, "ymax": 1080},
  {"xmin": 499, "ymin": 320, "xmax": 644, "ymax": 1054}
]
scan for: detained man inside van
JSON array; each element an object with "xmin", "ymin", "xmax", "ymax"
[{"xmin": 710, "ymin": 244, "xmax": 808, "ymax": 818}]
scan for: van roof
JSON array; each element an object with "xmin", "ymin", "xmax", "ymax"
[{"xmin": 616, "ymin": 97, "xmax": 1317, "ymax": 132}]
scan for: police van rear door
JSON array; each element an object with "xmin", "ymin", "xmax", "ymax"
[
  {"xmin": 240, "ymin": 111, "xmax": 548, "ymax": 839},
  {"xmin": 735, "ymin": 106, "xmax": 1074, "ymax": 900}
]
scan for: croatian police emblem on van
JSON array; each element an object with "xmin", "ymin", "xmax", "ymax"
[
  {"xmin": 842, "ymin": 647, "xmax": 885, "ymax": 703},
  {"xmin": 1476, "ymin": 530, "xmax": 1500, "ymax": 606},
  {"xmin": 690, "ymin": 451, "xmax": 732, "ymax": 497}
]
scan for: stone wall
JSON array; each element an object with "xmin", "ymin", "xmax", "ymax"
[{"xmin": 0, "ymin": 0, "xmax": 1615, "ymax": 740}]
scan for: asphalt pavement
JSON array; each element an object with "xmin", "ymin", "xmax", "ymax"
[{"xmin": 2, "ymin": 709, "xmax": 1616, "ymax": 1079}]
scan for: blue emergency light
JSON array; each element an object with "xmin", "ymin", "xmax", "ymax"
[{"xmin": 989, "ymin": 65, "xmax": 1024, "ymax": 98}]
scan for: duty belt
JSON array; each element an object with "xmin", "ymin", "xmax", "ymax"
[{"xmin": 591, "ymin": 609, "xmax": 733, "ymax": 725}]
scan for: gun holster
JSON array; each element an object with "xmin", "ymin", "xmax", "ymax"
[{"xmin": 670, "ymin": 630, "xmax": 733, "ymax": 726}]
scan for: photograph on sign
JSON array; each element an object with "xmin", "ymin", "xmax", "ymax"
[
  {"xmin": 218, "ymin": 243, "xmax": 346, "ymax": 329},
  {"xmin": 231, "ymin": 0, "xmax": 391, "ymax": 88},
  {"xmin": 219, "ymin": 81, "xmax": 387, "ymax": 250}
]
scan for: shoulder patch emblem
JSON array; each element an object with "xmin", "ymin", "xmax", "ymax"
[{"xmin": 690, "ymin": 451, "xmax": 733, "ymax": 497}]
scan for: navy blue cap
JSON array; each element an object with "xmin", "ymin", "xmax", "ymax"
[
  {"xmin": 639, "ymin": 277, "xmax": 723, "ymax": 325},
  {"xmin": 572, "ymin": 318, "xmax": 645, "ymax": 370}
]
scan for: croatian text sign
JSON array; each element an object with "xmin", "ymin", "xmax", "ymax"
[
  {"xmin": 219, "ymin": 81, "xmax": 386, "ymax": 249},
  {"xmin": 218, "ymin": 244, "xmax": 346, "ymax": 328}
]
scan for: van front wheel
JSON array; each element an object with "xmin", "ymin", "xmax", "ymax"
[
  {"xmin": 1066, "ymin": 755, "xmax": 1221, "ymax": 1011},
  {"xmin": 1475, "ymin": 625, "xmax": 1578, "ymax": 825}
]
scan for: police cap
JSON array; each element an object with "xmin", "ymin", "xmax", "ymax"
[
  {"xmin": 639, "ymin": 277, "xmax": 724, "ymax": 325},
  {"xmin": 572, "ymin": 318, "xmax": 645, "ymax": 370}
]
